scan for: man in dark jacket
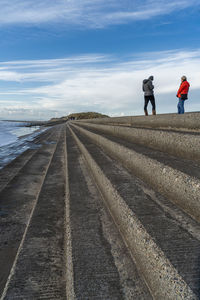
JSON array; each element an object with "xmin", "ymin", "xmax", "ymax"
[{"xmin": 142, "ymin": 76, "xmax": 156, "ymax": 116}]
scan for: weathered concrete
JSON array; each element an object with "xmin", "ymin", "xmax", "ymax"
[
  {"xmin": 69, "ymin": 125, "xmax": 197, "ymax": 299},
  {"xmin": 0, "ymin": 127, "xmax": 59, "ymax": 298},
  {"xmin": 1, "ymin": 113, "xmax": 200, "ymax": 299},
  {"xmin": 0, "ymin": 127, "xmax": 61, "ymax": 298},
  {"xmin": 0, "ymin": 124, "xmax": 152, "ymax": 299},
  {"xmin": 64, "ymin": 129, "xmax": 75, "ymax": 300},
  {"xmin": 65, "ymin": 127, "xmax": 151, "ymax": 299},
  {"xmin": 0, "ymin": 127, "xmax": 53, "ymax": 193},
  {"xmin": 67, "ymin": 128, "xmax": 123, "ymax": 299},
  {"xmin": 73, "ymin": 121, "xmax": 200, "ymax": 161},
  {"xmin": 3, "ymin": 128, "xmax": 66, "ymax": 299},
  {"xmin": 78, "ymin": 112, "xmax": 200, "ymax": 130},
  {"xmin": 71, "ymin": 123, "xmax": 200, "ymax": 223}
]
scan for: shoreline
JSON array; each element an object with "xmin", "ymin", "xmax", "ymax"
[{"xmin": 0, "ymin": 123, "xmax": 49, "ymax": 170}]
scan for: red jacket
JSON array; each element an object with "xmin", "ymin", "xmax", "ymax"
[{"xmin": 177, "ymin": 81, "xmax": 190, "ymax": 98}]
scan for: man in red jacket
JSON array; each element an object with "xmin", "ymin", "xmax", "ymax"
[{"xmin": 176, "ymin": 76, "xmax": 190, "ymax": 114}]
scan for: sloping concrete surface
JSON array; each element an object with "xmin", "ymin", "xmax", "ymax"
[{"xmin": 0, "ymin": 113, "xmax": 200, "ymax": 299}]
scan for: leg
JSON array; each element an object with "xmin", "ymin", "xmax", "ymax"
[
  {"xmin": 177, "ymin": 99, "xmax": 181, "ymax": 114},
  {"xmin": 150, "ymin": 95, "xmax": 156, "ymax": 115},
  {"xmin": 144, "ymin": 96, "xmax": 149, "ymax": 116},
  {"xmin": 178, "ymin": 99, "xmax": 185, "ymax": 114},
  {"xmin": 180, "ymin": 100, "xmax": 185, "ymax": 114}
]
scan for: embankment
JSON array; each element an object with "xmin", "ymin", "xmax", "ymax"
[{"xmin": 0, "ymin": 112, "xmax": 200, "ymax": 299}]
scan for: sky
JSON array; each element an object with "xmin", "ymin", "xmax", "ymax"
[{"xmin": 0, "ymin": 0, "xmax": 200, "ymax": 120}]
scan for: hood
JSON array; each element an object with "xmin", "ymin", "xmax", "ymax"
[
  {"xmin": 148, "ymin": 76, "xmax": 154, "ymax": 81},
  {"xmin": 143, "ymin": 79, "xmax": 149, "ymax": 84}
]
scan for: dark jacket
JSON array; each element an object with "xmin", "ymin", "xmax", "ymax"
[{"xmin": 143, "ymin": 77, "xmax": 154, "ymax": 96}]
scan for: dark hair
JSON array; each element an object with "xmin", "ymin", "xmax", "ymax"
[{"xmin": 181, "ymin": 76, "xmax": 187, "ymax": 81}]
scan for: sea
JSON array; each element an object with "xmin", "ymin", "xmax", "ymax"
[{"xmin": 0, "ymin": 120, "xmax": 47, "ymax": 169}]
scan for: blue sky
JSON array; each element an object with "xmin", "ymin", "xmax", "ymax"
[{"xmin": 0, "ymin": 0, "xmax": 200, "ymax": 120}]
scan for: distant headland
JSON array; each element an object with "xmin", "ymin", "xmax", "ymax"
[{"xmin": 26, "ymin": 112, "xmax": 109, "ymax": 127}]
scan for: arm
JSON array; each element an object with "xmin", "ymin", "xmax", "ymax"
[
  {"xmin": 148, "ymin": 81, "xmax": 154, "ymax": 90},
  {"xmin": 177, "ymin": 82, "xmax": 185, "ymax": 96}
]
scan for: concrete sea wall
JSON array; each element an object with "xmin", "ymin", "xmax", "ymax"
[{"xmin": 0, "ymin": 112, "xmax": 200, "ymax": 299}]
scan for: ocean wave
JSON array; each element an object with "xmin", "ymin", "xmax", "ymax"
[{"xmin": 0, "ymin": 121, "xmax": 47, "ymax": 169}]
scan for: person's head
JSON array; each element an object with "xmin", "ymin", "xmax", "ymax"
[
  {"xmin": 181, "ymin": 75, "xmax": 187, "ymax": 82},
  {"xmin": 148, "ymin": 76, "xmax": 154, "ymax": 81}
]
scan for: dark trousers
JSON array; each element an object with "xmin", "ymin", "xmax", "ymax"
[{"xmin": 144, "ymin": 95, "xmax": 156, "ymax": 110}]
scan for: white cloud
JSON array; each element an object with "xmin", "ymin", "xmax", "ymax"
[
  {"xmin": 0, "ymin": 49, "xmax": 200, "ymax": 119},
  {"xmin": 0, "ymin": 107, "xmax": 58, "ymax": 120},
  {"xmin": 0, "ymin": 0, "xmax": 198, "ymax": 28}
]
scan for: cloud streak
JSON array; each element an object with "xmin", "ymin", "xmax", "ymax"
[
  {"xmin": 0, "ymin": 0, "xmax": 198, "ymax": 28},
  {"xmin": 0, "ymin": 49, "xmax": 200, "ymax": 120}
]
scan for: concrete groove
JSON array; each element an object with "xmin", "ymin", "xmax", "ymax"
[
  {"xmin": 79, "ymin": 112, "xmax": 200, "ymax": 131},
  {"xmin": 138, "ymin": 186, "xmax": 200, "ymax": 242},
  {"xmin": 77, "ymin": 143, "xmax": 153, "ymax": 299},
  {"xmin": 0, "ymin": 126, "xmax": 62, "ymax": 299},
  {"xmin": 3, "ymin": 127, "xmax": 66, "ymax": 299},
  {"xmin": 73, "ymin": 122, "xmax": 200, "ymax": 161},
  {"xmin": 0, "ymin": 113, "xmax": 200, "ymax": 299},
  {"xmin": 66, "ymin": 127, "xmax": 126, "ymax": 299},
  {"xmin": 0, "ymin": 127, "xmax": 56, "ymax": 193},
  {"xmin": 71, "ymin": 123, "xmax": 200, "ymax": 223},
  {"xmin": 72, "ymin": 124, "xmax": 200, "ymax": 180},
  {"xmin": 64, "ymin": 126, "xmax": 76, "ymax": 300},
  {"xmin": 69, "ymin": 125, "xmax": 197, "ymax": 299}
]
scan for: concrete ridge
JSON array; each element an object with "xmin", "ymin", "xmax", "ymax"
[
  {"xmin": 66, "ymin": 126, "xmax": 129, "ymax": 299},
  {"xmin": 71, "ymin": 123, "xmax": 200, "ymax": 223},
  {"xmin": 73, "ymin": 121, "xmax": 200, "ymax": 161},
  {"xmin": 76, "ymin": 112, "xmax": 200, "ymax": 130},
  {"xmin": 64, "ymin": 127, "xmax": 75, "ymax": 300},
  {"xmin": 0, "ymin": 128, "xmax": 62, "ymax": 300},
  {"xmin": 1, "ymin": 120, "xmax": 199, "ymax": 299},
  {"xmin": 3, "ymin": 127, "xmax": 67, "ymax": 299},
  {"xmin": 0, "ymin": 127, "xmax": 54, "ymax": 193},
  {"xmin": 77, "ymin": 151, "xmax": 152, "ymax": 298},
  {"xmin": 69, "ymin": 125, "xmax": 197, "ymax": 300}
]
